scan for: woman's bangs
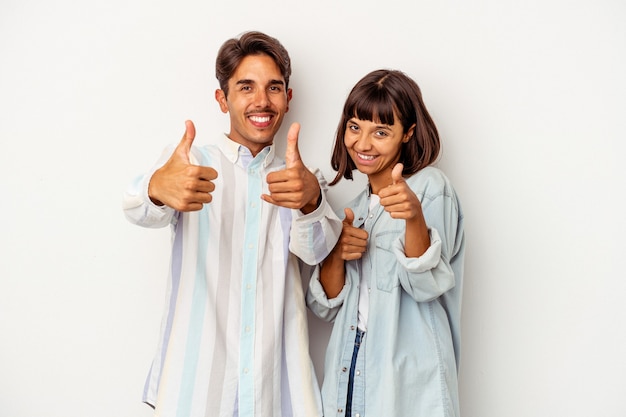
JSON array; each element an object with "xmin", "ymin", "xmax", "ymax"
[{"xmin": 348, "ymin": 89, "xmax": 396, "ymax": 126}]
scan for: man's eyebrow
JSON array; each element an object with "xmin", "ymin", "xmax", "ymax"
[{"xmin": 234, "ymin": 79, "xmax": 285, "ymax": 86}]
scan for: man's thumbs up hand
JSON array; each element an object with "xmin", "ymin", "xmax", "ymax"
[
  {"xmin": 148, "ymin": 120, "xmax": 218, "ymax": 211},
  {"xmin": 262, "ymin": 122, "xmax": 321, "ymax": 214}
]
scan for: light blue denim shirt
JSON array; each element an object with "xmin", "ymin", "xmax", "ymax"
[{"xmin": 307, "ymin": 166, "xmax": 465, "ymax": 417}]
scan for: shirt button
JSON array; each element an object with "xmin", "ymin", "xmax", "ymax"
[
  {"xmin": 350, "ymin": 325, "xmax": 355, "ymax": 330},
  {"xmin": 342, "ymin": 367, "xmax": 347, "ymax": 372},
  {"xmin": 337, "ymin": 408, "xmax": 343, "ymax": 413},
  {"xmin": 356, "ymin": 370, "xmax": 361, "ymax": 376},
  {"xmin": 356, "ymin": 414, "xmax": 361, "ymax": 417},
  {"xmin": 245, "ymin": 326, "xmax": 251, "ymax": 332},
  {"xmin": 243, "ymin": 368, "xmax": 249, "ymax": 374}
]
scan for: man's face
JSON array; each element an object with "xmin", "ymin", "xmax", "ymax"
[{"xmin": 215, "ymin": 54, "xmax": 292, "ymax": 156}]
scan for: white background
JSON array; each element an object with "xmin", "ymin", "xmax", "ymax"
[{"xmin": 1, "ymin": 1, "xmax": 625, "ymax": 416}]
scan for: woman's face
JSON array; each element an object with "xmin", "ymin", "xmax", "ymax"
[{"xmin": 344, "ymin": 113, "xmax": 412, "ymax": 193}]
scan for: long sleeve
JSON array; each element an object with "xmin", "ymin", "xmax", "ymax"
[
  {"xmin": 122, "ymin": 145, "xmax": 177, "ymax": 228},
  {"xmin": 387, "ymin": 169, "xmax": 463, "ymax": 302},
  {"xmin": 289, "ymin": 168, "xmax": 342, "ymax": 266},
  {"xmin": 305, "ymin": 263, "xmax": 350, "ymax": 323}
]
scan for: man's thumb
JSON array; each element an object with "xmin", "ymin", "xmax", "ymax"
[
  {"xmin": 175, "ymin": 120, "xmax": 196, "ymax": 163},
  {"xmin": 285, "ymin": 122, "xmax": 301, "ymax": 168},
  {"xmin": 343, "ymin": 208, "xmax": 355, "ymax": 225}
]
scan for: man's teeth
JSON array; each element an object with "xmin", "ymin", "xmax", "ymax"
[
  {"xmin": 250, "ymin": 116, "xmax": 271, "ymax": 123},
  {"xmin": 358, "ymin": 153, "xmax": 375, "ymax": 161}
]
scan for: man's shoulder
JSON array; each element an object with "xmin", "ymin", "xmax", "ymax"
[{"xmin": 188, "ymin": 140, "xmax": 227, "ymax": 165}]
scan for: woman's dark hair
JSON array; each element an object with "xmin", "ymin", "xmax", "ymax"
[
  {"xmin": 215, "ymin": 31, "xmax": 291, "ymax": 96},
  {"xmin": 330, "ymin": 69, "xmax": 441, "ymax": 185}
]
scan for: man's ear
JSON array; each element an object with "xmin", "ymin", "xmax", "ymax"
[
  {"xmin": 215, "ymin": 89, "xmax": 228, "ymax": 113},
  {"xmin": 285, "ymin": 88, "xmax": 293, "ymax": 112}
]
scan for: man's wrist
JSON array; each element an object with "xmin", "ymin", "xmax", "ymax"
[
  {"xmin": 147, "ymin": 175, "xmax": 165, "ymax": 206},
  {"xmin": 300, "ymin": 191, "xmax": 322, "ymax": 214},
  {"xmin": 149, "ymin": 196, "xmax": 165, "ymax": 206}
]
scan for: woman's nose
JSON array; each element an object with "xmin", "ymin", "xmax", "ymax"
[{"xmin": 353, "ymin": 134, "xmax": 371, "ymax": 151}]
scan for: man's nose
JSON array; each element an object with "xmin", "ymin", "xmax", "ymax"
[{"xmin": 254, "ymin": 89, "xmax": 270, "ymax": 107}]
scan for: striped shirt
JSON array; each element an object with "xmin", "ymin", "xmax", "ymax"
[{"xmin": 123, "ymin": 134, "xmax": 342, "ymax": 417}]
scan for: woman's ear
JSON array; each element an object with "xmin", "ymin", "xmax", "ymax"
[{"xmin": 403, "ymin": 123, "xmax": 416, "ymax": 142}]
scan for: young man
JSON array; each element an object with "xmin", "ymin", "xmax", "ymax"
[{"xmin": 123, "ymin": 31, "xmax": 341, "ymax": 417}]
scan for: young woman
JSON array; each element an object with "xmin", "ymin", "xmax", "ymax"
[{"xmin": 307, "ymin": 69, "xmax": 465, "ymax": 417}]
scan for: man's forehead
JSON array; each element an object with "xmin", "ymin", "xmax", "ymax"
[{"xmin": 229, "ymin": 55, "xmax": 285, "ymax": 85}]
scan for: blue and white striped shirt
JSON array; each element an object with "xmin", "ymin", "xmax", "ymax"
[{"xmin": 123, "ymin": 134, "xmax": 342, "ymax": 417}]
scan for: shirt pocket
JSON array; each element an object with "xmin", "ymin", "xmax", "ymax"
[{"xmin": 373, "ymin": 230, "xmax": 402, "ymax": 292}]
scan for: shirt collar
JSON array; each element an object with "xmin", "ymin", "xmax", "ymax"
[{"xmin": 218, "ymin": 133, "xmax": 276, "ymax": 168}]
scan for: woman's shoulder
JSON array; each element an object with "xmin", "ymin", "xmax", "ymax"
[
  {"xmin": 407, "ymin": 166, "xmax": 463, "ymax": 208},
  {"xmin": 408, "ymin": 166, "xmax": 453, "ymax": 190},
  {"xmin": 410, "ymin": 166, "xmax": 464, "ymax": 222}
]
